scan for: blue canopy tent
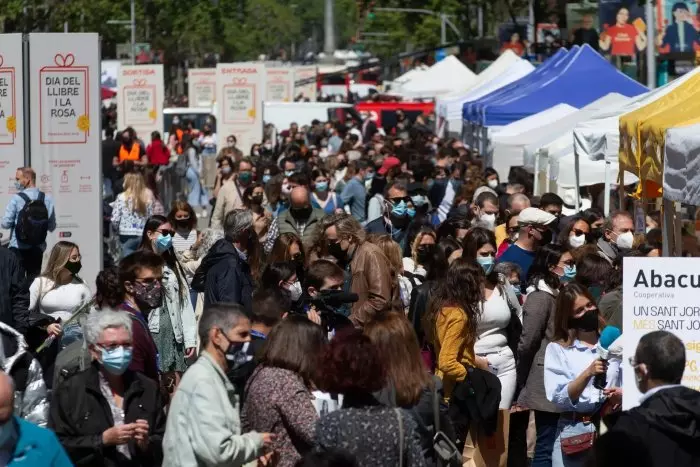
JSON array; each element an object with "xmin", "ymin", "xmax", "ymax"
[
  {"xmin": 461, "ymin": 48, "xmax": 574, "ymax": 151},
  {"xmin": 462, "ymin": 47, "xmax": 571, "ymax": 123},
  {"xmin": 481, "ymin": 45, "xmax": 648, "ymax": 127}
]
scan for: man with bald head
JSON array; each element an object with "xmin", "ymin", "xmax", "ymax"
[
  {"xmin": 0, "ymin": 372, "xmax": 71, "ymax": 465},
  {"xmin": 264, "ymin": 185, "xmax": 326, "ymax": 254},
  {"xmin": 495, "ymin": 192, "xmax": 531, "ymax": 247}
]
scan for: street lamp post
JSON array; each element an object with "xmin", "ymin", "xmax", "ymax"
[{"xmin": 107, "ymin": 0, "xmax": 136, "ymax": 65}]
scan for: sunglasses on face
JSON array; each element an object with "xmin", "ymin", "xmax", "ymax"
[
  {"xmin": 571, "ymin": 229, "xmax": 588, "ymax": 236},
  {"xmin": 156, "ymin": 229, "xmax": 175, "ymax": 237}
]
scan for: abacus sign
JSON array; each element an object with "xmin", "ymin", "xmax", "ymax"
[{"xmin": 216, "ymin": 63, "xmax": 265, "ymax": 151}]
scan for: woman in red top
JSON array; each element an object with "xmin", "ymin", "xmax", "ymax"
[
  {"xmin": 146, "ymin": 131, "xmax": 171, "ymax": 166},
  {"xmin": 599, "ymin": 7, "xmax": 647, "ymax": 56}
]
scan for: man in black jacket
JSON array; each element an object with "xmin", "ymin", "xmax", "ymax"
[
  {"xmin": 0, "ymin": 247, "xmax": 30, "ymax": 335},
  {"xmin": 192, "ymin": 209, "xmax": 256, "ymax": 312},
  {"xmin": 595, "ymin": 331, "xmax": 700, "ymax": 467}
]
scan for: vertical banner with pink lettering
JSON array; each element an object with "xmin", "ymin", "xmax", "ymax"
[
  {"xmin": 216, "ymin": 62, "xmax": 265, "ymax": 151},
  {"xmin": 0, "ymin": 34, "xmax": 26, "ymax": 241},
  {"xmin": 117, "ymin": 65, "xmax": 164, "ymax": 140},
  {"xmin": 294, "ymin": 65, "xmax": 317, "ymax": 102},
  {"xmin": 188, "ymin": 68, "xmax": 216, "ymax": 108},
  {"xmin": 265, "ymin": 67, "xmax": 294, "ymax": 102},
  {"xmin": 28, "ymin": 33, "xmax": 101, "ymax": 287}
]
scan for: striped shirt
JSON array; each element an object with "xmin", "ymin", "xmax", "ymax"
[{"xmin": 172, "ymin": 229, "xmax": 197, "ymax": 254}]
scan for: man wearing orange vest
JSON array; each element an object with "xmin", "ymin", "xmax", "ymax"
[{"xmin": 118, "ymin": 128, "xmax": 146, "ymax": 165}]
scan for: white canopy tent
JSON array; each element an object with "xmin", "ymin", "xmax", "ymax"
[
  {"xmin": 397, "ymin": 55, "xmax": 476, "ymax": 98},
  {"xmin": 487, "ymin": 103, "xmax": 579, "ymax": 180},
  {"xmin": 437, "ymin": 54, "xmax": 535, "ymax": 136}
]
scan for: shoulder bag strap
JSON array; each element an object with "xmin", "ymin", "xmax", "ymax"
[
  {"xmin": 17, "ymin": 192, "xmax": 30, "ymax": 204},
  {"xmin": 395, "ymin": 408, "xmax": 404, "ymax": 467},
  {"xmin": 38, "ymin": 192, "xmax": 45, "ymax": 203},
  {"xmin": 433, "ymin": 381, "xmax": 440, "ymax": 434}
]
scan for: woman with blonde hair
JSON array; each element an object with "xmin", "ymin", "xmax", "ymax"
[
  {"xmin": 29, "ymin": 241, "xmax": 91, "ymax": 386},
  {"xmin": 111, "ymin": 172, "xmax": 154, "ymax": 258}
]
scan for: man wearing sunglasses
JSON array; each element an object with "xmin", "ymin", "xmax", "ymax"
[
  {"xmin": 365, "ymin": 180, "xmax": 414, "ymax": 250},
  {"xmin": 596, "ymin": 331, "xmax": 700, "ymax": 467}
]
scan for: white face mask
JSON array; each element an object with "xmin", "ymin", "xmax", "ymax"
[
  {"xmin": 281, "ymin": 183, "xmax": 292, "ymax": 196},
  {"xmin": 569, "ymin": 234, "xmax": 586, "ymax": 249},
  {"xmin": 615, "ymin": 231, "xmax": 634, "ymax": 250},
  {"xmin": 487, "ymin": 179, "xmax": 499, "ymax": 190},
  {"xmin": 286, "ymin": 281, "xmax": 302, "ymax": 301},
  {"xmin": 479, "ymin": 213, "xmax": 497, "ymax": 230}
]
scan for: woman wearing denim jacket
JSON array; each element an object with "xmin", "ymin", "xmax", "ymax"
[
  {"xmin": 138, "ymin": 215, "xmax": 197, "ymax": 375},
  {"xmin": 544, "ymin": 283, "xmax": 621, "ymax": 467}
]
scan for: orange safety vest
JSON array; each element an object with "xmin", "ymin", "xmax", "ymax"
[
  {"xmin": 119, "ymin": 142, "xmax": 141, "ymax": 162},
  {"xmin": 175, "ymin": 129, "xmax": 184, "ymax": 155}
]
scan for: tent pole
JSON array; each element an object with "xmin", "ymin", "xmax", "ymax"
[
  {"xmin": 604, "ymin": 161, "xmax": 611, "ymax": 217},
  {"xmin": 662, "ymin": 198, "xmax": 672, "ymax": 256},
  {"xmin": 574, "ymin": 152, "xmax": 581, "ymax": 210},
  {"xmin": 533, "ymin": 149, "xmax": 540, "ymax": 195},
  {"xmin": 645, "ymin": 0, "xmax": 656, "ymax": 89}
]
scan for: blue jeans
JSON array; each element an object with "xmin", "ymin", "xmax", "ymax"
[
  {"xmin": 532, "ymin": 410, "xmax": 560, "ymax": 467},
  {"xmin": 186, "ymin": 167, "xmax": 208, "ymax": 208},
  {"xmin": 551, "ymin": 415, "xmax": 596, "ymax": 467},
  {"xmin": 119, "ymin": 235, "xmax": 141, "ymax": 259}
]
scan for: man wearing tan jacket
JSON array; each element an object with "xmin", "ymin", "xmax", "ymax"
[{"xmin": 211, "ymin": 158, "xmax": 254, "ymax": 229}]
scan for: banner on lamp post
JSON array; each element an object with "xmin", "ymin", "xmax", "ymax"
[
  {"xmin": 188, "ymin": 68, "xmax": 216, "ymax": 108},
  {"xmin": 28, "ymin": 33, "xmax": 101, "ymax": 289},
  {"xmin": 265, "ymin": 67, "xmax": 294, "ymax": 102},
  {"xmin": 0, "ymin": 34, "xmax": 26, "ymax": 241},
  {"xmin": 294, "ymin": 65, "xmax": 317, "ymax": 102},
  {"xmin": 117, "ymin": 64, "xmax": 164, "ymax": 140},
  {"xmin": 216, "ymin": 62, "xmax": 264, "ymax": 151}
]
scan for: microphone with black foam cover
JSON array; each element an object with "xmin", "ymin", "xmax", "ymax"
[{"xmin": 594, "ymin": 325, "xmax": 622, "ymax": 390}]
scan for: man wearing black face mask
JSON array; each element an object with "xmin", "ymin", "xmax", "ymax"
[
  {"xmin": 498, "ymin": 207, "xmax": 557, "ymax": 289},
  {"xmin": 298, "ymin": 260, "xmax": 355, "ymax": 339},
  {"xmin": 117, "ymin": 251, "xmax": 164, "ymax": 382},
  {"xmin": 264, "ymin": 186, "xmax": 325, "ymax": 255},
  {"xmin": 365, "ymin": 180, "xmax": 413, "ymax": 250}
]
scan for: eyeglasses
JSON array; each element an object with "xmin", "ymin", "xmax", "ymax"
[
  {"xmin": 134, "ymin": 277, "xmax": 163, "ymax": 285},
  {"xmin": 156, "ymin": 229, "xmax": 175, "ymax": 237},
  {"xmin": 174, "ymin": 216, "xmax": 191, "ymax": 222},
  {"xmin": 97, "ymin": 343, "xmax": 133, "ymax": 352}
]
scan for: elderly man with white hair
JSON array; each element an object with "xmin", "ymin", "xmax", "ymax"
[{"xmin": 49, "ymin": 310, "xmax": 166, "ymax": 467}]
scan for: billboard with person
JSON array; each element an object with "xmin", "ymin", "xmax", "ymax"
[
  {"xmin": 599, "ymin": 0, "xmax": 648, "ymax": 56},
  {"xmin": 657, "ymin": 0, "xmax": 699, "ymax": 53}
]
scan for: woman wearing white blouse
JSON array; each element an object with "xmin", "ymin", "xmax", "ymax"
[
  {"xmin": 544, "ymin": 283, "xmax": 621, "ymax": 467},
  {"xmin": 29, "ymin": 241, "xmax": 91, "ymax": 386}
]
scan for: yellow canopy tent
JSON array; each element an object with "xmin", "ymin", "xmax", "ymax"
[{"xmin": 619, "ymin": 72, "xmax": 700, "ymax": 198}]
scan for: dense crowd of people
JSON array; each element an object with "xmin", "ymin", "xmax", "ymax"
[{"xmin": 0, "ymin": 111, "xmax": 696, "ymax": 467}]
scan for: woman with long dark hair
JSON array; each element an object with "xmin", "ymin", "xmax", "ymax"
[
  {"xmin": 139, "ymin": 215, "xmax": 197, "ymax": 375},
  {"xmin": 515, "ymin": 244, "xmax": 574, "ymax": 467},
  {"xmin": 544, "ymin": 283, "xmax": 619, "ymax": 467}
]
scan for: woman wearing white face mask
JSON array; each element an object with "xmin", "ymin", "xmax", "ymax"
[
  {"xmin": 261, "ymin": 262, "xmax": 303, "ymax": 303},
  {"xmin": 557, "ymin": 216, "xmax": 591, "ymax": 250},
  {"xmin": 484, "ymin": 167, "xmax": 501, "ymax": 191}
]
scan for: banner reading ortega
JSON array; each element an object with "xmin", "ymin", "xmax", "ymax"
[
  {"xmin": 622, "ymin": 257, "xmax": 700, "ymax": 409},
  {"xmin": 188, "ymin": 68, "xmax": 216, "ymax": 108},
  {"xmin": 265, "ymin": 67, "xmax": 294, "ymax": 102},
  {"xmin": 216, "ymin": 63, "xmax": 264, "ymax": 151},
  {"xmin": 118, "ymin": 65, "xmax": 164, "ymax": 139},
  {"xmin": 0, "ymin": 34, "xmax": 26, "ymax": 240}
]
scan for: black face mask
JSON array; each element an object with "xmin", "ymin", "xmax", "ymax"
[
  {"xmin": 290, "ymin": 206, "xmax": 312, "ymax": 221},
  {"xmin": 416, "ymin": 246, "xmax": 432, "ymax": 265},
  {"xmin": 336, "ymin": 160, "xmax": 348, "ymax": 169},
  {"xmin": 175, "ymin": 219, "xmax": 191, "ymax": 229},
  {"xmin": 569, "ymin": 309, "xmax": 599, "ymax": 332},
  {"xmin": 122, "ymin": 137, "xmax": 131, "ymax": 145},
  {"xmin": 590, "ymin": 227, "xmax": 603, "ymax": 240},
  {"xmin": 65, "ymin": 260, "xmax": 82, "ymax": 276},
  {"xmin": 389, "ymin": 212, "xmax": 411, "ymax": 230},
  {"xmin": 251, "ymin": 194, "xmax": 264, "ymax": 205},
  {"xmin": 539, "ymin": 228, "xmax": 554, "ymax": 245},
  {"xmin": 327, "ymin": 240, "xmax": 347, "ymax": 263}
]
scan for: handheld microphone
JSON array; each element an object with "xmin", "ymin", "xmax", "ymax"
[{"xmin": 594, "ymin": 325, "xmax": 621, "ymax": 390}]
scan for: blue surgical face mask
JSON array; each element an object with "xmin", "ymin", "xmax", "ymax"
[
  {"xmin": 411, "ymin": 195, "xmax": 428, "ymax": 207},
  {"xmin": 511, "ymin": 284, "xmax": 522, "ymax": 298},
  {"xmin": 561, "ymin": 265, "xmax": 577, "ymax": 282},
  {"xmin": 14, "ymin": 181, "xmax": 23, "ymax": 191},
  {"xmin": 477, "ymin": 256, "xmax": 495, "ymax": 275},
  {"xmin": 315, "ymin": 181, "xmax": 329, "ymax": 192},
  {"xmin": 155, "ymin": 233, "xmax": 172, "ymax": 254},
  {"xmin": 407, "ymin": 207, "xmax": 416, "ymax": 218},
  {"xmin": 100, "ymin": 346, "xmax": 133, "ymax": 375},
  {"xmin": 285, "ymin": 170, "xmax": 295, "ymax": 177},
  {"xmin": 262, "ymin": 174, "xmax": 271, "ymax": 184},
  {"xmin": 391, "ymin": 200, "xmax": 407, "ymax": 217},
  {"xmin": 364, "ymin": 172, "xmax": 375, "ymax": 181}
]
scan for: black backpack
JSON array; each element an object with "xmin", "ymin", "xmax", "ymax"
[{"xmin": 15, "ymin": 192, "xmax": 49, "ymax": 246}]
